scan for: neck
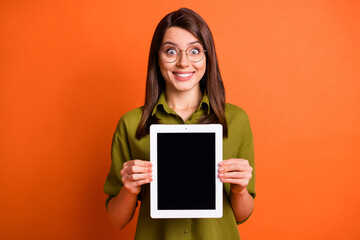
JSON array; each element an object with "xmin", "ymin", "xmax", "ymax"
[{"xmin": 165, "ymin": 86, "xmax": 202, "ymax": 110}]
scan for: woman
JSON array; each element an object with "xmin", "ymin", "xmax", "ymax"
[{"xmin": 104, "ymin": 8, "xmax": 255, "ymax": 240}]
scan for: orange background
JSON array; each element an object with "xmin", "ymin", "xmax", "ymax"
[{"xmin": 1, "ymin": 1, "xmax": 359, "ymax": 239}]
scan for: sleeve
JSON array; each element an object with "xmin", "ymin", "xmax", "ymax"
[
  {"xmin": 236, "ymin": 112, "xmax": 256, "ymax": 199},
  {"xmin": 235, "ymin": 111, "xmax": 256, "ymax": 224},
  {"xmin": 103, "ymin": 117, "xmax": 132, "ymax": 209}
]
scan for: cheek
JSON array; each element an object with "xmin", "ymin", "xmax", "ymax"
[
  {"xmin": 195, "ymin": 62, "xmax": 206, "ymax": 78},
  {"xmin": 159, "ymin": 62, "xmax": 171, "ymax": 80}
]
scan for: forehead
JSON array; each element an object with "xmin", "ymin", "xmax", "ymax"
[{"xmin": 162, "ymin": 27, "xmax": 200, "ymax": 46}]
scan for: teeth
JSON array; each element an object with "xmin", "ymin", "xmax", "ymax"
[{"xmin": 174, "ymin": 73, "xmax": 192, "ymax": 77}]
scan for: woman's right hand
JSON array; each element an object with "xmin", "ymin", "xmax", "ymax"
[{"xmin": 120, "ymin": 160, "xmax": 153, "ymax": 195}]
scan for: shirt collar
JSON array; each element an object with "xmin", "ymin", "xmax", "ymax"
[{"xmin": 151, "ymin": 91, "xmax": 211, "ymax": 116}]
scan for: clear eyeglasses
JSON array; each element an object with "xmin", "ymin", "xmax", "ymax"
[{"xmin": 159, "ymin": 44, "xmax": 206, "ymax": 63}]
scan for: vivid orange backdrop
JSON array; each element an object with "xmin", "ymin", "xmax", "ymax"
[{"xmin": 1, "ymin": 0, "xmax": 359, "ymax": 239}]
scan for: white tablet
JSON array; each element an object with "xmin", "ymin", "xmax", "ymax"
[{"xmin": 150, "ymin": 124, "xmax": 223, "ymax": 219}]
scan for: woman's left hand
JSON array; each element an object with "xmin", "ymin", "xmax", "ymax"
[{"xmin": 219, "ymin": 159, "xmax": 253, "ymax": 194}]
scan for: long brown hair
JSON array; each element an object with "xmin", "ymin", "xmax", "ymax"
[{"xmin": 135, "ymin": 8, "xmax": 228, "ymax": 139}]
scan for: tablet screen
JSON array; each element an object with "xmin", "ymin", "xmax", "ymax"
[
  {"xmin": 157, "ymin": 133, "xmax": 215, "ymax": 210},
  {"xmin": 150, "ymin": 124, "xmax": 223, "ymax": 218}
]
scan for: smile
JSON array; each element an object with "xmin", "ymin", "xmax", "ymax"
[
  {"xmin": 174, "ymin": 72, "xmax": 193, "ymax": 77},
  {"xmin": 173, "ymin": 72, "xmax": 194, "ymax": 81}
]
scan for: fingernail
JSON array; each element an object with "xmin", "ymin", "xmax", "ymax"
[
  {"xmin": 219, "ymin": 168, "xmax": 224, "ymax": 172},
  {"xmin": 219, "ymin": 173, "xmax": 224, "ymax": 177}
]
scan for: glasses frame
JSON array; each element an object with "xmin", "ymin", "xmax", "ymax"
[{"xmin": 159, "ymin": 45, "xmax": 207, "ymax": 63}]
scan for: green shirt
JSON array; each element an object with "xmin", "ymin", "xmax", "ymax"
[{"xmin": 104, "ymin": 92, "xmax": 256, "ymax": 240}]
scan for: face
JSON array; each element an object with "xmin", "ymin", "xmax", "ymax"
[{"xmin": 159, "ymin": 27, "xmax": 206, "ymax": 94}]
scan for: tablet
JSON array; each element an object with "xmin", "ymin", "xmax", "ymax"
[{"xmin": 150, "ymin": 124, "xmax": 223, "ymax": 219}]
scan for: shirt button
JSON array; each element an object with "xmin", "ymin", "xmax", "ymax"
[{"xmin": 184, "ymin": 229, "xmax": 189, "ymax": 235}]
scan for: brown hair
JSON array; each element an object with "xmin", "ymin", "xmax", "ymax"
[{"xmin": 135, "ymin": 8, "xmax": 228, "ymax": 139}]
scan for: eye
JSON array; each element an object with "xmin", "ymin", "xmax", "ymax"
[
  {"xmin": 189, "ymin": 48, "xmax": 200, "ymax": 55},
  {"xmin": 165, "ymin": 48, "xmax": 177, "ymax": 56}
]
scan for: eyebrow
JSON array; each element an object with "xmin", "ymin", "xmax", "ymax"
[{"xmin": 162, "ymin": 41, "xmax": 201, "ymax": 46}]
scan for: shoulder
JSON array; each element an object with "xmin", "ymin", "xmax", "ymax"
[
  {"xmin": 224, "ymin": 103, "xmax": 253, "ymax": 143},
  {"xmin": 120, "ymin": 107, "xmax": 143, "ymax": 123},
  {"xmin": 225, "ymin": 103, "xmax": 250, "ymax": 121},
  {"xmin": 115, "ymin": 107, "xmax": 143, "ymax": 132}
]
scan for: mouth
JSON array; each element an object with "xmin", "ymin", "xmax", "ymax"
[{"xmin": 173, "ymin": 71, "xmax": 194, "ymax": 81}]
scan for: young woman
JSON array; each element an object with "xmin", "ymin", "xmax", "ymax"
[{"xmin": 104, "ymin": 8, "xmax": 255, "ymax": 240}]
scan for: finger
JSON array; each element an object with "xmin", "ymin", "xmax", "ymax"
[
  {"xmin": 123, "ymin": 173, "xmax": 152, "ymax": 182},
  {"xmin": 220, "ymin": 159, "xmax": 249, "ymax": 167},
  {"xmin": 124, "ymin": 160, "xmax": 152, "ymax": 168},
  {"xmin": 220, "ymin": 178, "xmax": 249, "ymax": 187},
  {"xmin": 124, "ymin": 177, "xmax": 153, "ymax": 188},
  {"xmin": 218, "ymin": 171, "xmax": 252, "ymax": 180},
  {"xmin": 121, "ymin": 165, "xmax": 152, "ymax": 176},
  {"xmin": 219, "ymin": 164, "xmax": 252, "ymax": 173}
]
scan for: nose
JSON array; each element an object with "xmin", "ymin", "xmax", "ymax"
[{"xmin": 176, "ymin": 50, "xmax": 190, "ymax": 67}]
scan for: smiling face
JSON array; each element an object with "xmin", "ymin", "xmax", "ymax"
[{"xmin": 159, "ymin": 27, "xmax": 206, "ymax": 94}]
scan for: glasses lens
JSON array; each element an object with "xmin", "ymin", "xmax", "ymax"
[
  {"xmin": 160, "ymin": 47, "xmax": 178, "ymax": 63},
  {"xmin": 186, "ymin": 45, "xmax": 205, "ymax": 62}
]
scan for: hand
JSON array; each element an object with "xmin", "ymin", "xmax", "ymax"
[
  {"xmin": 218, "ymin": 158, "xmax": 253, "ymax": 194},
  {"xmin": 120, "ymin": 160, "xmax": 153, "ymax": 195}
]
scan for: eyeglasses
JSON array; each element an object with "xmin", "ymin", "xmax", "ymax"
[{"xmin": 159, "ymin": 44, "xmax": 206, "ymax": 63}]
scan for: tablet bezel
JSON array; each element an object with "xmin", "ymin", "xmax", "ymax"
[{"xmin": 150, "ymin": 124, "xmax": 223, "ymax": 219}]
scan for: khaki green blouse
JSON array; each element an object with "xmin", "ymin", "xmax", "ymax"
[{"xmin": 104, "ymin": 92, "xmax": 256, "ymax": 240}]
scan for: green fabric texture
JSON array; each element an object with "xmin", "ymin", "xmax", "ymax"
[{"xmin": 104, "ymin": 92, "xmax": 256, "ymax": 240}]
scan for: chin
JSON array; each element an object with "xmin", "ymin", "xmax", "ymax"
[{"xmin": 173, "ymin": 84, "xmax": 199, "ymax": 93}]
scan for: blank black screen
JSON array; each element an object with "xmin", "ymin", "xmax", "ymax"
[{"xmin": 157, "ymin": 133, "xmax": 215, "ymax": 210}]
